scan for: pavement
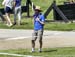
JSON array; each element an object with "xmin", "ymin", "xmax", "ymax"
[
  {"xmin": 0, "ymin": 29, "xmax": 75, "ymax": 50},
  {"xmin": 0, "ymin": 29, "xmax": 75, "ymax": 40}
]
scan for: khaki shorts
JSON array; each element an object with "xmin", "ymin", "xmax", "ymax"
[{"xmin": 32, "ymin": 30, "xmax": 43, "ymax": 41}]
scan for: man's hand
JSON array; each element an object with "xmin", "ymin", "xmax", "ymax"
[
  {"xmin": 36, "ymin": 17, "xmax": 40, "ymax": 21},
  {"xmin": 36, "ymin": 17, "xmax": 45, "ymax": 25}
]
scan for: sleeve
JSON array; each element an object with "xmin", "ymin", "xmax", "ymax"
[{"xmin": 41, "ymin": 15, "xmax": 45, "ymax": 22}]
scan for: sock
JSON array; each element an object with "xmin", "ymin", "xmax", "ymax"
[
  {"xmin": 39, "ymin": 48, "xmax": 42, "ymax": 51},
  {"xmin": 32, "ymin": 48, "xmax": 35, "ymax": 51}
]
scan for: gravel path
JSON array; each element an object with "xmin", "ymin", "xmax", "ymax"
[{"xmin": 0, "ymin": 29, "xmax": 75, "ymax": 50}]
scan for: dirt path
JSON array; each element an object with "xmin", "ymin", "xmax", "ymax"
[{"xmin": 0, "ymin": 36, "xmax": 75, "ymax": 50}]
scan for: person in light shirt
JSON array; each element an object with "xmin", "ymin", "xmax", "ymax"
[
  {"xmin": 13, "ymin": 0, "xmax": 21, "ymax": 25},
  {"xmin": 2, "ymin": 0, "xmax": 14, "ymax": 27}
]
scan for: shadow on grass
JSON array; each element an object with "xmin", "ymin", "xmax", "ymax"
[
  {"xmin": 43, "ymin": 49, "xmax": 57, "ymax": 53},
  {"xmin": 22, "ymin": 16, "xmax": 33, "ymax": 19},
  {"xmin": 21, "ymin": 22, "xmax": 29, "ymax": 25}
]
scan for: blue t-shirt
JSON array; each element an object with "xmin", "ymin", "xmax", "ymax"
[
  {"xmin": 14, "ymin": 0, "xmax": 21, "ymax": 7},
  {"xmin": 33, "ymin": 13, "xmax": 45, "ymax": 30}
]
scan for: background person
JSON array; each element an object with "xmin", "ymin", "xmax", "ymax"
[
  {"xmin": 13, "ymin": 0, "xmax": 21, "ymax": 25},
  {"xmin": 2, "ymin": 0, "xmax": 13, "ymax": 27},
  {"xmin": 31, "ymin": 6, "xmax": 45, "ymax": 52}
]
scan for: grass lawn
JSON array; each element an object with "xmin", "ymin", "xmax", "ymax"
[
  {"xmin": 0, "ymin": 47, "xmax": 75, "ymax": 57},
  {"xmin": 1, "ymin": 19, "xmax": 75, "ymax": 31}
]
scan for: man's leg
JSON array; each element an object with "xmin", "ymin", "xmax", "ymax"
[
  {"xmin": 39, "ymin": 39, "xmax": 42, "ymax": 50},
  {"xmin": 17, "ymin": 6, "xmax": 21, "ymax": 25},
  {"xmin": 31, "ymin": 30, "xmax": 37, "ymax": 52},
  {"xmin": 31, "ymin": 40, "xmax": 35, "ymax": 52},
  {"xmin": 14, "ymin": 7, "xmax": 18, "ymax": 25},
  {"xmin": 6, "ymin": 13, "xmax": 12, "ymax": 26},
  {"xmin": 38, "ymin": 30, "xmax": 43, "ymax": 52},
  {"xmin": 4, "ymin": 7, "xmax": 12, "ymax": 26}
]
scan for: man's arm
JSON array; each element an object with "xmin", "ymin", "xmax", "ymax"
[
  {"xmin": 2, "ymin": 0, "xmax": 6, "ymax": 5},
  {"xmin": 38, "ymin": 19, "xmax": 45, "ymax": 25},
  {"xmin": 36, "ymin": 15, "xmax": 45, "ymax": 25},
  {"xmin": 13, "ymin": 0, "xmax": 16, "ymax": 7}
]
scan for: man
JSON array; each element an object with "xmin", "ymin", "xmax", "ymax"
[
  {"xmin": 2, "ymin": 0, "xmax": 13, "ymax": 27},
  {"xmin": 13, "ymin": 0, "xmax": 21, "ymax": 25},
  {"xmin": 31, "ymin": 6, "xmax": 45, "ymax": 52}
]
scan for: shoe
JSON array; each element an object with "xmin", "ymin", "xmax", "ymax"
[
  {"xmin": 31, "ymin": 48, "xmax": 35, "ymax": 53},
  {"xmin": 6, "ymin": 23, "xmax": 10, "ymax": 27},
  {"xmin": 8, "ymin": 24, "xmax": 13, "ymax": 27},
  {"xmin": 13, "ymin": 23, "xmax": 16, "ymax": 25},
  {"xmin": 31, "ymin": 50, "xmax": 35, "ymax": 53},
  {"xmin": 38, "ymin": 49, "xmax": 42, "ymax": 53}
]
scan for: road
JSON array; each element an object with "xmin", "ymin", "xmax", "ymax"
[
  {"xmin": 0, "ymin": 29, "xmax": 75, "ymax": 50},
  {"xmin": 0, "ymin": 29, "xmax": 75, "ymax": 40}
]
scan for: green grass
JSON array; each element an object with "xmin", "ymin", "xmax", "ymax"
[
  {"xmin": 44, "ymin": 22, "xmax": 75, "ymax": 31},
  {"xmin": 0, "ymin": 55, "xmax": 18, "ymax": 57},
  {"xmin": 1, "ymin": 19, "xmax": 75, "ymax": 31},
  {"xmin": 0, "ymin": 47, "xmax": 75, "ymax": 57}
]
